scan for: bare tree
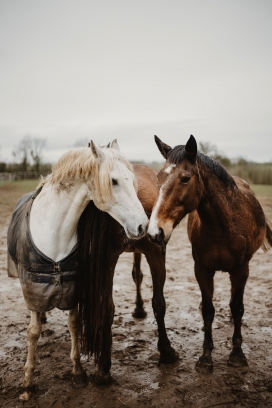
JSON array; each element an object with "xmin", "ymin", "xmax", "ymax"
[
  {"xmin": 12, "ymin": 136, "xmax": 47, "ymax": 172},
  {"xmin": 12, "ymin": 136, "xmax": 32, "ymax": 171},
  {"xmin": 30, "ymin": 138, "xmax": 46, "ymax": 172},
  {"xmin": 0, "ymin": 146, "xmax": 6, "ymax": 172},
  {"xmin": 199, "ymin": 141, "xmax": 218, "ymax": 156}
]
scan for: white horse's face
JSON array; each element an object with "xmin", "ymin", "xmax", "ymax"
[
  {"xmin": 90, "ymin": 141, "xmax": 148, "ymax": 240},
  {"xmin": 108, "ymin": 160, "xmax": 148, "ymax": 239}
]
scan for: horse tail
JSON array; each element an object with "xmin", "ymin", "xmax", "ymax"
[
  {"xmin": 262, "ymin": 220, "xmax": 272, "ymax": 252},
  {"xmin": 76, "ymin": 201, "xmax": 116, "ymax": 371}
]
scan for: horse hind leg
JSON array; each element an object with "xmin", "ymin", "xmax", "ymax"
[
  {"xmin": 19, "ymin": 311, "xmax": 42, "ymax": 400},
  {"xmin": 68, "ymin": 307, "xmax": 87, "ymax": 382},
  {"xmin": 228, "ymin": 263, "xmax": 249, "ymax": 367},
  {"xmin": 195, "ymin": 263, "xmax": 215, "ymax": 374},
  {"xmin": 132, "ymin": 251, "xmax": 147, "ymax": 318}
]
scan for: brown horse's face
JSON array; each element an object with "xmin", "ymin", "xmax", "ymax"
[{"xmin": 148, "ymin": 135, "xmax": 201, "ymax": 244}]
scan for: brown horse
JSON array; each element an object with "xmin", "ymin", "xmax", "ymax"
[
  {"xmin": 77, "ymin": 163, "xmax": 177, "ymax": 384},
  {"xmin": 148, "ymin": 135, "xmax": 272, "ymax": 373}
]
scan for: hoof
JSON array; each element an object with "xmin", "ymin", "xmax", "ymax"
[
  {"xmin": 72, "ymin": 370, "xmax": 87, "ymax": 384},
  {"xmin": 159, "ymin": 347, "xmax": 179, "ymax": 364},
  {"xmin": 19, "ymin": 391, "xmax": 32, "ymax": 401},
  {"xmin": 93, "ymin": 371, "xmax": 114, "ymax": 385},
  {"xmin": 19, "ymin": 384, "xmax": 36, "ymax": 401},
  {"xmin": 195, "ymin": 354, "xmax": 213, "ymax": 374},
  {"xmin": 132, "ymin": 308, "xmax": 147, "ymax": 318},
  {"xmin": 228, "ymin": 349, "xmax": 248, "ymax": 367}
]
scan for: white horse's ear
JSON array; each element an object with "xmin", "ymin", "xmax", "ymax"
[
  {"xmin": 110, "ymin": 139, "xmax": 120, "ymax": 152},
  {"xmin": 90, "ymin": 140, "xmax": 105, "ymax": 164}
]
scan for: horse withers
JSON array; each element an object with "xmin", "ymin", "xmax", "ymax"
[
  {"xmin": 148, "ymin": 134, "xmax": 272, "ymax": 373},
  {"xmin": 7, "ymin": 140, "xmax": 148, "ymax": 399}
]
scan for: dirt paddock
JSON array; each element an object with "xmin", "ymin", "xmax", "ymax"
[{"xmin": 0, "ymin": 184, "xmax": 272, "ymax": 407}]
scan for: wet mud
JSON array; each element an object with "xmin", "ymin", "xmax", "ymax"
[{"xmin": 0, "ymin": 197, "xmax": 272, "ymax": 407}]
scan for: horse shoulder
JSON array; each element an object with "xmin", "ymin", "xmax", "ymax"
[{"xmin": 133, "ymin": 164, "xmax": 159, "ymax": 215}]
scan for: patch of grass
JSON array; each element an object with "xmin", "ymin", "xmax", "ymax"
[
  {"xmin": 250, "ymin": 184, "xmax": 272, "ymax": 198},
  {"xmin": 0, "ymin": 180, "xmax": 39, "ymax": 223},
  {"xmin": 0, "ymin": 179, "xmax": 39, "ymax": 193}
]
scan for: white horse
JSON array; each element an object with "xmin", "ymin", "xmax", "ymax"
[{"xmin": 7, "ymin": 140, "xmax": 148, "ymax": 399}]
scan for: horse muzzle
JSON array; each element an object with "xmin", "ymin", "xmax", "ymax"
[{"xmin": 148, "ymin": 227, "xmax": 165, "ymax": 245}]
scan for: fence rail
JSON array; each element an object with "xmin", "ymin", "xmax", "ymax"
[{"xmin": 0, "ymin": 172, "xmax": 48, "ymax": 182}]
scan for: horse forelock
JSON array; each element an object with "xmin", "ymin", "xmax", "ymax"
[
  {"xmin": 39, "ymin": 147, "xmax": 136, "ymax": 201},
  {"xmin": 167, "ymin": 145, "xmax": 235, "ymax": 188}
]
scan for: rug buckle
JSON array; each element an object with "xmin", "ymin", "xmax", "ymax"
[{"xmin": 54, "ymin": 263, "xmax": 61, "ymax": 272}]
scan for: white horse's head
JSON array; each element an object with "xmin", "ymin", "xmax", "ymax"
[
  {"xmin": 49, "ymin": 139, "xmax": 148, "ymax": 239},
  {"xmin": 88, "ymin": 139, "xmax": 148, "ymax": 239}
]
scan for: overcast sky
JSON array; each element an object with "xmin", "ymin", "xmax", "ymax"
[{"xmin": 0, "ymin": 0, "xmax": 271, "ymax": 164}]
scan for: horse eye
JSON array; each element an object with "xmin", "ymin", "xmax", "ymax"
[
  {"xmin": 112, "ymin": 178, "xmax": 118, "ymax": 186},
  {"xmin": 180, "ymin": 176, "xmax": 191, "ymax": 184}
]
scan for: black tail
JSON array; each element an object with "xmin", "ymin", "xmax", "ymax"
[
  {"xmin": 77, "ymin": 201, "xmax": 119, "ymax": 371},
  {"xmin": 262, "ymin": 220, "xmax": 272, "ymax": 252}
]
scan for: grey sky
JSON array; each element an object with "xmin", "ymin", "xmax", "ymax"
[{"xmin": 0, "ymin": 0, "xmax": 271, "ymax": 163}]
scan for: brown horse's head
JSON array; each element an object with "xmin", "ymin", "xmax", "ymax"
[{"xmin": 148, "ymin": 135, "xmax": 203, "ymax": 244}]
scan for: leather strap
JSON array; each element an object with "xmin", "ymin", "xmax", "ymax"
[
  {"xmin": 30, "ymin": 261, "xmax": 77, "ymax": 273},
  {"xmin": 30, "ymin": 273, "xmax": 77, "ymax": 284}
]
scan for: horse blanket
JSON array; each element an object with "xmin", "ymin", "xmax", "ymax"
[{"xmin": 7, "ymin": 188, "xmax": 78, "ymax": 312}]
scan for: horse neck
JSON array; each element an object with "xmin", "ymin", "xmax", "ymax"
[
  {"xmin": 30, "ymin": 180, "xmax": 91, "ymax": 261},
  {"xmin": 197, "ymin": 173, "xmax": 234, "ymax": 234}
]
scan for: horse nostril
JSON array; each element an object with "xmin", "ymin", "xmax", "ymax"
[
  {"xmin": 156, "ymin": 227, "xmax": 165, "ymax": 242},
  {"xmin": 138, "ymin": 224, "xmax": 144, "ymax": 236}
]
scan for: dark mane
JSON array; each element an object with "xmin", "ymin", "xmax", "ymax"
[
  {"xmin": 76, "ymin": 201, "xmax": 117, "ymax": 370},
  {"xmin": 167, "ymin": 145, "xmax": 236, "ymax": 187}
]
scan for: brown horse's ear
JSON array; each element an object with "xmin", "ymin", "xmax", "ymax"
[
  {"xmin": 185, "ymin": 135, "xmax": 197, "ymax": 161},
  {"xmin": 154, "ymin": 135, "xmax": 172, "ymax": 159}
]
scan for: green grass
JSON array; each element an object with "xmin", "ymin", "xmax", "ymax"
[
  {"xmin": 0, "ymin": 180, "xmax": 40, "ymax": 215},
  {"xmin": 250, "ymin": 184, "xmax": 272, "ymax": 197},
  {"xmin": 0, "ymin": 179, "xmax": 39, "ymax": 194}
]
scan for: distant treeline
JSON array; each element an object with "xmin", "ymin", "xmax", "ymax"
[
  {"xmin": 199, "ymin": 142, "xmax": 272, "ymax": 185},
  {"xmin": 133, "ymin": 141, "xmax": 272, "ymax": 185},
  {"xmin": 1, "ymin": 137, "xmax": 271, "ymax": 185},
  {"xmin": 0, "ymin": 135, "xmax": 51, "ymax": 174}
]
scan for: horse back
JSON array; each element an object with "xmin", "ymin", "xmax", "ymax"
[{"xmin": 133, "ymin": 164, "xmax": 158, "ymax": 217}]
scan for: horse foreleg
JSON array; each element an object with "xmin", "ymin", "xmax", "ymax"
[
  {"xmin": 68, "ymin": 307, "xmax": 87, "ymax": 382},
  {"xmin": 144, "ymin": 245, "xmax": 178, "ymax": 364},
  {"xmin": 22, "ymin": 311, "xmax": 42, "ymax": 389},
  {"xmin": 195, "ymin": 263, "xmax": 215, "ymax": 374},
  {"xmin": 228, "ymin": 263, "xmax": 249, "ymax": 367},
  {"xmin": 132, "ymin": 251, "xmax": 147, "ymax": 318}
]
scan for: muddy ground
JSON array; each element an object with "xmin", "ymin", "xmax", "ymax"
[{"xmin": 0, "ymin": 192, "xmax": 272, "ymax": 408}]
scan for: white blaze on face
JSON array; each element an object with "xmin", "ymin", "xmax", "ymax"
[
  {"xmin": 107, "ymin": 160, "xmax": 148, "ymax": 239},
  {"xmin": 148, "ymin": 173, "xmax": 175, "ymax": 240},
  {"xmin": 164, "ymin": 164, "xmax": 176, "ymax": 174},
  {"xmin": 148, "ymin": 184, "xmax": 165, "ymax": 237}
]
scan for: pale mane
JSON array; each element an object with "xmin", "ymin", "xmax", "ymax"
[{"xmin": 38, "ymin": 147, "xmax": 137, "ymax": 203}]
